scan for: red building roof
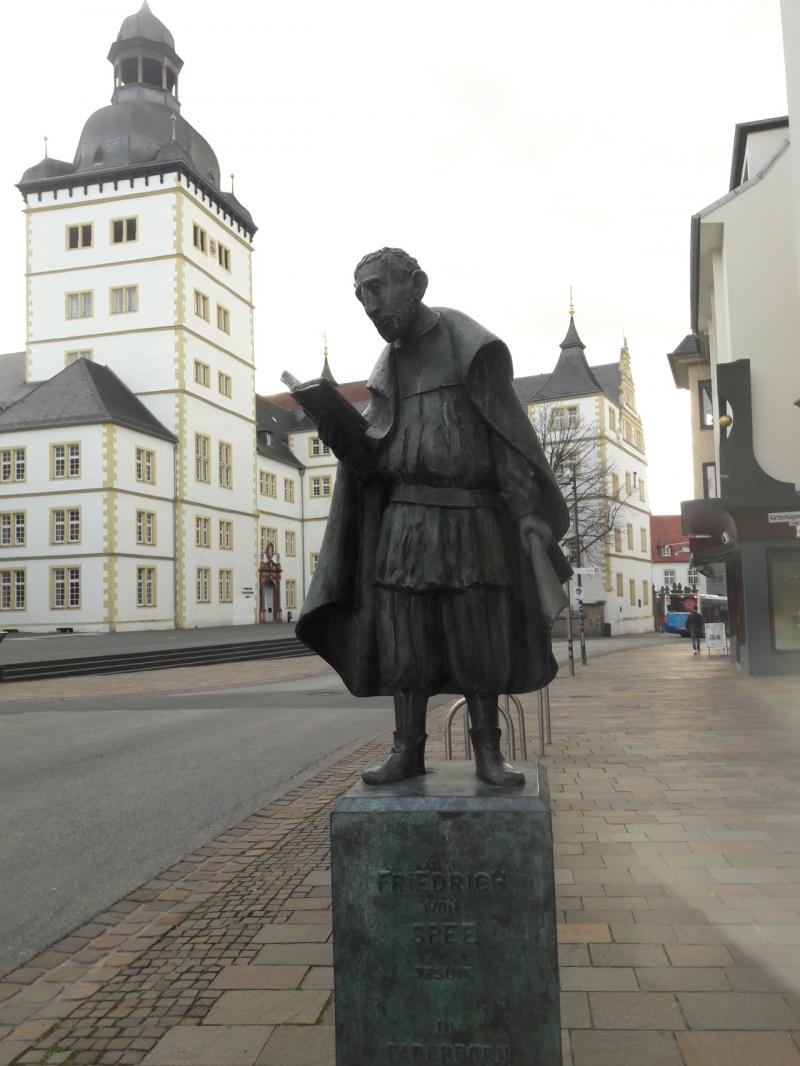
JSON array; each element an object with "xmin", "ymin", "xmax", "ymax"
[{"xmin": 649, "ymin": 515, "xmax": 692, "ymax": 563}]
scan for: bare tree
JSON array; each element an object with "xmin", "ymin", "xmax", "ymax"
[{"xmin": 529, "ymin": 402, "xmax": 631, "ymax": 567}]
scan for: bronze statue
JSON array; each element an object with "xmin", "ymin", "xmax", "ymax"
[{"xmin": 296, "ymin": 249, "xmax": 571, "ymax": 787}]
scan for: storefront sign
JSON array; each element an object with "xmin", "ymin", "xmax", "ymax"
[
  {"xmin": 705, "ymin": 622, "xmax": 727, "ymax": 651},
  {"xmin": 768, "ymin": 511, "xmax": 800, "ymax": 524}
]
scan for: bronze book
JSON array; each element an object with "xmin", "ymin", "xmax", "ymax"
[{"xmin": 280, "ymin": 372, "xmax": 368, "ymax": 449}]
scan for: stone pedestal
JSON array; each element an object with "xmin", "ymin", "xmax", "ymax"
[{"xmin": 331, "ymin": 762, "xmax": 561, "ymax": 1065}]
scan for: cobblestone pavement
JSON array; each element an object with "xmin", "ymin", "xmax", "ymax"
[{"xmin": 2, "ymin": 640, "xmax": 800, "ymax": 1065}]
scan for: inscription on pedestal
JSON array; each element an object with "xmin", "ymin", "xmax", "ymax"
[{"xmin": 331, "ymin": 764, "xmax": 561, "ymax": 1066}]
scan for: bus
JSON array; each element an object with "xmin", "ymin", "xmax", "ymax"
[{"xmin": 665, "ymin": 592, "xmax": 728, "ymax": 636}]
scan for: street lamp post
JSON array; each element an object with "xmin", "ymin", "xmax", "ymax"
[{"xmin": 571, "ymin": 462, "xmax": 588, "ymax": 666}]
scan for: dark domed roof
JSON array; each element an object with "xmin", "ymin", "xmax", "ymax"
[
  {"xmin": 73, "ymin": 101, "xmax": 220, "ymax": 186},
  {"xmin": 19, "ymin": 156, "xmax": 74, "ymax": 184},
  {"xmin": 116, "ymin": 1, "xmax": 175, "ymax": 51}
]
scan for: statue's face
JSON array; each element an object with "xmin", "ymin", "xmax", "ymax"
[{"xmin": 355, "ymin": 260, "xmax": 421, "ymax": 343}]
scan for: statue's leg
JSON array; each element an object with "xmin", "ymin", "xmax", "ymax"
[
  {"xmin": 361, "ymin": 691, "xmax": 428, "ymax": 785},
  {"xmin": 467, "ymin": 695, "xmax": 525, "ymax": 788}
]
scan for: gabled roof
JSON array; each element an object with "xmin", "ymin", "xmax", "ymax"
[
  {"xmin": 512, "ymin": 371, "xmax": 550, "ymax": 405},
  {"xmin": 255, "ymin": 395, "xmax": 305, "ymax": 468},
  {"xmin": 649, "ymin": 514, "xmax": 691, "ymax": 563},
  {"xmin": 729, "ymin": 116, "xmax": 789, "ymax": 191},
  {"xmin": 0, "ymin": 359, "xmax": 176, "ymax": 441},
  {"xmin": 591, "ymin": 363, "xmax": 621, "ymax": 406}
]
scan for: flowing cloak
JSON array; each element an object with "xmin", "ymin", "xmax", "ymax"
[{"xmin": 296, "ymin": 307, "xmax": 572, "ymax": 697}]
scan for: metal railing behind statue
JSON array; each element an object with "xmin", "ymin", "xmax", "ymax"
[{"xmin": 444, "ymin": 689, "xmax": 552, "ymax": 761}]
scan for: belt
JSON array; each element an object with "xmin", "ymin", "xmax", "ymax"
[{"xmin": 390, "ymin": 484, "xmax": 498, "ymax": 509}]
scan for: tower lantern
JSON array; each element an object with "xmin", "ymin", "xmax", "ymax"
[{"xmin": 108, "ymin": 1, "xmax": 183, "ymax": 111}]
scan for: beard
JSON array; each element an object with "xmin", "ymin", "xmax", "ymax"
[{"xmin": 373, "ymin": 294, "xmax": 419, "ymax": 342}]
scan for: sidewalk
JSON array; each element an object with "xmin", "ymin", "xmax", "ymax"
[{"xmin": 2, "ymin": 640, "xmax": 800, "ymax": 1065}]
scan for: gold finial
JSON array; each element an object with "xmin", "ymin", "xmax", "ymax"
[
  {"xmin": 569, "ymin": 285, "xmax": 575, "ymax": 317},
  {"xmin": 44, "ymin": 135, "xmax": 48, "ymax": 159},
  {"xmin": 319, "ymin": 329, "xmax": 329, "ymax": 359}
]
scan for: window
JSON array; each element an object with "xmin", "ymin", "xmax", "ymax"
[
  {"xmin": 642, "ymin": 581, "xmax": 649, "ymax": 606},
  {"xmin": 217, "ymin": 305, "xmax": 230, "ymax": 334},
  {"xmin": 625, "ymin": 471, "xmax": 632, "ymax": 495},
  {"xmin": 661, "ymin": 545, "xmax": 672, "ymax": 558},
  {"xmin": 219, "ymin": 520, "xmax": 233, "ymax": 550},
  {"xmin": 1, "ymin": 448, "xmax": 25, "ymax": 483},
  {"xmin": 51, "ymin": 508, "xmax": 80, "ymax": 545},
  {"xmin": 195, "ymin": 434, "xmax": 210, "ymax": 482},
  {"xmin": 285, "ymin": 530, "xmax": 296, "ymax": 557},
  {"xmin": 51, "ymin": 443, "xmax": 80, "ymax": 479},
  {"xmin": 285, "ymin": 579, "xmax": 297, "ymax": 611},
  {"xmin": 217, "ymin": 242, "xmax": 231, "ymax": 271},
  {"xmin": 616, "ymin": 572, "xmax": 623, "ymax": 597},
  {"xmin": 639, "ymin": 479, "xmax": 646, "ymax": 502},
  {"xmin": 136, "ymin": 510, "xmax": 156, "ymax": 546},
  {"xmin": 195, "ymin": 516, "xmax": 211, "ymax": 548},
  {"xmin": 567, "ymin": 406, "xmax": 578, "ymax": 429},
  {"xmin": 309, "ymin": 436, "xmax": 331, "ymax": 457},
  {"xmin": 136, "ymin": 447, "xmax": 155, "ymax": 483},
  {"xmin": 310, "ymin": 475, "xmax": 332, "ymax": 497},
  {"xmin": 629, "ymin": 578, "xmax": 636, "ymax": 606},
  {"xmin": 635, "ymin": 428, "xmax": 644, "ymax": 451},
  {"xmin": 688, "ymin": 567, "xmax": 698, "ymax": 586},
  {"xmin": 0, "ymin": 512, "xmax": 25, "ymax": 547},
  {"xmin": 640, "ymin": 528, "xmax": 647, "ymax": 553},
  {"xmin": 219, "ymin": 569, "xmax": 233, "ymax": 603},
  {"xmin": 663, "ymin": 568, "xmax": 677, "ymax": 587},
  {"xmin": 284, "ymin": 478, "xmax": 295, "ymax": 503},
  {"xmin": 698, "ymin": 379, "xmax": 714, "ymax": 429},
  {"xmin": 66, "ymin": 290, "xmax": 93, "ymax": 319},
  {"xmin": 609, "ymin": 408, "xmax": 616, "ymax": 432},
  {"xmin": 0, "ymin": 570, "xmax": 25, "ymax": 610},
  {"xmin": 614, "ymin": 528, "xmax": 622, "ymax": 553},
  {"xmin": 111, "ymin": 217, "xmax": 137, "ymax": 244},
  {"xmin": 66, "ymin": 349, "xmax": 93, "ymax": 366},
  {"xmin": 218, "ymin": 371, "xmax": 232, "ymax": 398},
  {"xmin": 111, "ymin": 285, "xmax": 138, "ymax": 314},
  {"xmin": 626, "ymin": 524, "xmax": 634, "ymax": 550},
  {"xmin": 194, "ymin": 290, "xmax": 209, "ymax": 320},
  {"xmin": 703, "ymin": 462, "xmax": 718, "ymax": 499},
  {"xmin": 260, "ymin": 471, "xmax": 277, "ymax": 496},
  {"xmin": 194, "ymin": 360, "xmax": 210, "ymax": 387},
  {"xmin": 52, "ymin": 566, "xmax": 80, "ymax": 609},
  {"xmin": 66, "ymin": 223, "xmax": 93, "ymax": 249},
  {"xmin": 218, "ymin": 442, "xmax": 232, "ymax": 488},
  {"xmin": 196, "ymin": 567, "xmax": 211, "ymax": 603},
  {"xmin": 261, "ymin": 527, "xmax": 278, "ymax": 553},
  {"xmin": 193, "ymin": 224, "xmax": 207, "ymax": 253},
  {"xmin": 137, "ymin": 566, "xmax": 156, "ymax": 608}
]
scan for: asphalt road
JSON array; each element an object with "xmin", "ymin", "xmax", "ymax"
[{"xmin": 0, "ymin": 670, "xmax": 393, "ymax": 977}]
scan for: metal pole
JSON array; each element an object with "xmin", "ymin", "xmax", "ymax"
[
  {"xmin": 565, "ymin": 577, "xmax": 575, "ymax": 676},
  {"xmin": 572, "ymin": 463, "xmax": 587, "ymax": 665}
]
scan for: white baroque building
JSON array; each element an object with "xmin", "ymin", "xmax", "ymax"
[{"xmin": 0, "ymin": 3, "xmax": 654, "ymax": 635}]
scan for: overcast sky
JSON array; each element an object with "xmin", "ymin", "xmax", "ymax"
[{"xmin": 0, "ymin": 0, "xmax": 789, "ymax": 513}]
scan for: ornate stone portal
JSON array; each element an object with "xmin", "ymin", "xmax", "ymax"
[{"xmin": 258, "ymin": 542, "xmax": 283, "ymax": 623}]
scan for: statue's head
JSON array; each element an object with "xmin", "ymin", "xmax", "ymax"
[{"xmin": 354, "ymin": 247, "xmax": 428, "ymax": 343}]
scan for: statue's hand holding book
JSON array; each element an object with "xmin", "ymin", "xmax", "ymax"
[{"xmin": 280, "ymin": 371, "xmax": 373, "ymax": 479}]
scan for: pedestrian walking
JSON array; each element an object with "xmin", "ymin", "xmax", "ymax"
[{"xmin": 686, "ymin": 608, "xmax": 704, "ymax": 655}]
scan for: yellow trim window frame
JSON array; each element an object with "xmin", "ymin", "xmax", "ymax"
[
  {"xmin": 218, "ymin": 442, "xmax": 233, "ymax": 489},
  {"xmin": 284, "ymin": 478, "xmax": 295, "ymax": 503},
  {"xmin": 194, "ymin": 360, "xmax": 210, "ymax": 387},
  {"xmin": 196, "ymin": 567, "xmax": 211, "ymax": 603},
  {"xmin": 193, "ymin": 224, "xmax": 207, "ymax": 253},
  {"xmin": 285, "ymin": 579, "xmax": 297, "ymax": 611},
  {"xmin": 111, "ymin": 285, "xmax": 138, "ymax": 315},
  {"xmin": 260, "ymin": 527, "xmax": 277, "ymax": 553},
  {"xmin": 135, "ymin": 447, "xmax": 155, "ymax": 483},
  {"xmin": 0, "ymin": 569, "xmax": 26, "ymax": 610},
  {"xmin": 310, "ymin": 475, "xmax": 332, "ymax": 497},
  {"xmin": 195, "ymin": 515, "xmax": 211, "ymax": 548},
  {"xmin": 219, "ymin": 520, "xmax": 233, "ymax": 550},
  {"xmin": 194, "ymin": 290, "xmax": 210, "ymax": 321},
  {"xmin": 217, "ymin": 242, "xmax": 231, "ymax": 271},
  {"xmin": 51, "ymin": 442, "xmax": 81, "ymax": 480},
  {"xmin": 111, "ymin": 216, "xmax": 138, "ymax": 244},
  {"xmin": 218, "ymin": 371, "xmax": 232, "ymax": 398},
  {"xmin": 259, "ymin": 471, "xmax": 277, "ymax": 497},
  {"xmin": 309, "ymin": 436, "xmax": 331, "ymax": 457},
  {"xmin": 136, "ymin": 566, "xmax": 157, "ymax": 608},
  {"xmin": 219, "ymin": 568, "xmax": 233, "ymax": 603},
  {"xmin": 66, "ymin": 349, "xmax": 93, "ymax": 366},
  {"xmin": 136, "ymin": 509, "xmax": 156, "ymax": 546},
  {"xmin": 51, "ymin": 507, "xmax": 81, "ymax": 545},
  {"xmin": 0, "ymin": 512, "xmax": 26, "ymax": 547},
  {"xmin": 285, "ymin": 529, "xmax": 296, "ymax": 557},
  {"xmin": 216, "ymin": 304, "xmax": 231, "ymax": 334},
  {"xmin": 66, "ymin": 222, "xmax": 93, "ymax": 249},
  {"xmin": 195, "ymin": 434, "xmax": 210, "ymax": 483},
  {"xmin": 66, "ymin": 290, "xmax": 93, "ymax": 319},
  {"xmin": 0, "ymin": 447, "xmax": 25, "ymax": 483},
  {"xmin": 51, "ymin": 565, "xmax": 81, "ymax": 609}
]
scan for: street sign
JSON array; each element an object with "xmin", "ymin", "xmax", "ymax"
[
  {"xmin": 573, "ymin": 566, "xmax": 600, "ymax": 575},
  {"xmin": 574, "ymin": 586, "xmax": 584, "ymax": 601},
  {"xmin": 768, "ymin": 511, "xmax": 800, "ymax": 524}
]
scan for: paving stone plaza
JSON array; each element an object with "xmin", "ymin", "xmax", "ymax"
[{"xmin": 1, "ymin": 640, "xmax": 800, "ymax": 1065}]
